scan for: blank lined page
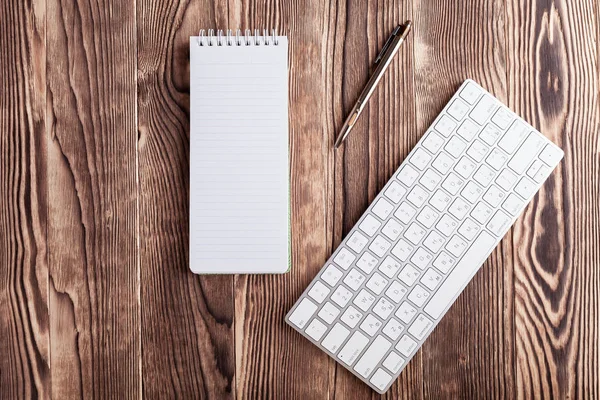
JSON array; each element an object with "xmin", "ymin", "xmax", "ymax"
[{"xmin": 189, "ymin": 36, "xmax": 289, "ymax": 274}]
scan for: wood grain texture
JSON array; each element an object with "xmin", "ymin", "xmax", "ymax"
[
  {"xmin": 0, "ymin": 0, "xmax": 49, "ymax": 399},
  {"xmin": 412, "ymin": 1, "xmax": 516, "ymax": 399},
  {"xmin": 137, "ymin": 0, "xmax": 235, "ymax": 398},
  {"xmin": 46, "ymin": 0, "xmax": 139, "ymax": 397},
  {"xmin": 506, "ymin": 0, "xmax": 600, "ymax": 398},
  {"xmin": 0, "ymin": 0, "xmax": 599, "ymax": 399}
]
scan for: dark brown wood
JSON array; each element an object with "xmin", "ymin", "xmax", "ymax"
[
  {"xmin": 0, "ymin": 0, "xmax": 598, "ymax": 399},
  {"xmin": 137, "ymin": 0, "xmax": 235, "ymax": 398},
  {"xmin": 0, "ymin": 0, "xmax": 49, "ymax": 399},
  {"xmin": 506, "ymin": 0, "xmax": 600, "ymax": 398},
  {"xmin": 46, "ymin": 0, "xmax": 139, "ymax": 397}
]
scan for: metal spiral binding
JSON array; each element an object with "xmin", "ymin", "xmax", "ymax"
[{"xmin": 197, "ymin": 29, "xmax": 279, "ymax": 46}]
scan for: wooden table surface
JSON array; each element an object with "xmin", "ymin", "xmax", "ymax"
[{"xmin": 1, "ymin": 0, "xmax": 599, "ymax": 398}]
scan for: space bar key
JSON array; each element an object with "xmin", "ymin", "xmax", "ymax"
[{"xmin": 424, "ymin": 232, "xmax": 497, "ymax": 319}]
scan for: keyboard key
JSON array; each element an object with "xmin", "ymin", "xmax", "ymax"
[
  {"xmin": 457, "ymin": 119, "xmax": 480, "ymax": 141},
  {"xmin": 398, "ymin": 265, "xmax": 420, "ymax": 286},
  {"xmin": 395, "ymin": 335, "xmax": 418, "ymax": 357},
  {"xmin": 447, "ymin": 98, "xmax": 470, "ymax": 120},
  {"xmin": 318, "ymin": 301, "xmax": 340, "ymax": 324},
  {"xmin": 408, "ymin": 285, "xmax": 430, "ymax": 307},
  {"xmin": 461, "ymin": 181, "xmax": 484, "ymax": 203},
  {"xmin": 321, "ymin": 264, "xmax": 343, "ymax": 286},
  {"xmin": 340, "ymin": 306, "xmax": 363, "ymax": 329},
  {"xmin": 444, "ymin": 136, "xmax": 467, "ymax": 158},
  {"xmin": 373, "ymin": 298, "xmax": 395, "ymax": 320},
  {"xmin": 466, "ymin": 139, "xmax": 489, "ymax": 162},
  {"xmin": 382, "ymin": 319, "xmax": 404, "ymax": 341},
  {"xmin": 372, "ymin": 198, "xmax": 394, "ymax": 220},
  {"xmin": 429, "ymin": 189, "xmax": 452, "ymax": 211},
  {"xmin": 471, "ymin": 201, "xmax": 494, "ymax": 224},
  {"xmin": 331, "ymin": 285, "xmax": 353, "ymax": 308},
  {"xmin": 354, "ymin": 336, "xmax": 392, "ymax": 378},
  {"xmin": 409, "ymin": 148, "xmax": 432, "ymax": 170},
  {"xmin": 392, "ymin": 239, "xmax": 414, "ymax": 261},
  {"xmin": 419, "ymin": 169, "xmax": 442, "ymax": 191},
  {"xmin": 404, "ymin": 223, "xmax": 427, "ymax": 245},
  {"xmin": 508, "ymin": 132, "xmax": 545, "ymax": 174},
  {"xmin": 434, "ymin": 115, "xmax": 457, "ymax": 137},
  {"xmin": 394, "ymin": 201, "xmax": 416, "ymax": 224},
  {"xmin": 486, "ymin": 148, "xmax": 508, "ymax": 170},
  {"xmin": 354, "ymin": 289, "xmax": 376, "ymax": 311},
  {"xmin": 441, "ymin": 173, "xmax": 464, "ymax": 195},
  {"xmin": 432, "ymin": 152, "xmax": 454, "ymax": 174},
  {"xmin": 455, "ymin": 156, "xmax": 477, "ymax": 178},
  {"xmin": 411, "ymin": 247, "xmax": 433, "ymax": 270},
  {"xmin": 359, "ymin": 214, "xmax": 381, "ymax": 237},
  {"xmin": 470, "ymin": 95, "xmax": 498, "ymax": 125},
  {"xmin": 423, "ymin": 231, "xmax": 445, "ymax": 253},
  {"xmin": 369, "ymin": 235, "xmax": 391, "ymax": 257},
  {"xmin": 360, "ymin": 314, "xmax": 383, "ymax": 336},
  {"xmin": 498, "ymin": 120, "xmax": 529, "ymax": 153},
  {"xmin": 416, "ymin": 205, "xmax": 439, "ymax": 228},
  {"xmin": 333, "ymin": 248, "xmax": 355, "ymax": 270},
  {"xmin": 514, "ymin": 177, "xmax": 537, "ymax": 199},
  {"xmin": 408, "ymin": 314, "xmax": 433, "ymax": 341},
  {"xmin": 382, "ymin": 351, "xmax": 405, "ymax": 374},
  {"xmin": 288, "ymin": 298, "xmax": 318, "ymax": 328},
  {"xmin": 479, "ymin": 124, "xmax": 502, "ymax": 145},
  {"xmin": 483, "ymin": 185, "xmax": 505, "ymax": 207},
  {"xmin": 322, "ymin": 323, "xmax": 351, "ymax": 354},
  {"xmin": 336, "ymin": 330, "xmax": 367, "ymax": 363},
  {"xmin": 343, "ymin": 268, "xmax": 366, "ymax": 290},
  {"xmin": 396, "ymin": 302, "xmax": 418, "ymax": 324},
  {"xmin": 526, "ymin": 159, "xmax": 543, "ymax": 179},
  {"xmin": 384, "ymin": 181, "xmax": 407, "ymax": 203},
  {"xmin": 382, "ymin": 218, "xmax": 403, "ymax": 240},
  {"xmin": 420, "ymin": 268, "xmax": 442, "ymax": 290},
  {"xmin": 425, "ymin": 232, "xmax": 496, "ymax": 319},
  {"xmin": 385, "ymin": 281, "xmax": 408, "ymax": 303},
  {"xmin": 397, "ymin": 164, "xmax": 420, "ymax": 186},
  {"xmin": 539, "ymin": 144, "xmax": 563, "ymax": 166},
  {"xmin": 502, "ymin": 193, "xmax": 524, "ymax": 216},
  {"xmin": 491, "ymin": 107, "xmax": 514, "ymax": 129},
  {"xmin": 305, "ymin": 319, "xmax": 328, "ymax": 341},
  {"xmin": 473, "ymin": 164, "xmax": 495, "ymax": 187},
  {"xmin": 458, "ymin": 218, "xmax": 481, "ymax": 240},
  {"xmin": 347, "ymin": 231, "xmax": 369, "ymax": 253},
  {"xmin": 422, "ymin": 131, "xmax": 445, "ymax": 153},
  {"xmin": 495, "ymin": 169, "xmax": 517, "ymax": 190},
  {"xmin": 366, "ymin": 272, "xmax": 389, "ymax": 294},
  {"xmin": 406, "ymin": 185, "xmax": 429, "ymax": 207},
  {"xmin": 531, "ymin": 164, "xmax": 551, "ymax": 183},
  {"xmin": 356, "ymin": 251, "xmax": 378, "ymax": 274},
  {"xmin": 445, "ymin": 235, "xmax": 468, "ymax": 257},
  {"xmin": 370, "ymin": 369, "xmax": 393, "ymax": 392},
  {"xmin": 487, "ymin": 210, "xmax": 512, "ymax": 236},
  {"xmin": 378, "ymin": 256, "xmax": 402, "ymax": 278},
  {"xmin": 448, "ymin": 197, "xmax": 470, "ymax": 219},
  {"xmin": 436, "ymin": 214, "xmax": 458, "ymax": 236},
  {"xmin": 459, "ymin": 81, "xmax": 482, "ymax": 104},
  {"xmin": 308, "ymin": 281, "xmax": 331, "ymax": 303},
  {"xmin": 433, "ymin": 251, "xmax": 455, "ymax": 274}
]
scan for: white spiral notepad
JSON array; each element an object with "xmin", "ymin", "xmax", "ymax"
[{"xmin": 189, "ymin": 30, "xmax": 289, "ymax": 274}]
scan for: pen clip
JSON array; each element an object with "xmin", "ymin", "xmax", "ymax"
[{"xmin": 374, "ymin": 25, "xmax": 403, "ymax": 64}]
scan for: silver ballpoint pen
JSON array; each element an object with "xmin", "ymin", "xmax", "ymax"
[{"xmin": 334, "ymin": 21, "xmax": 412, "ymax": 148}]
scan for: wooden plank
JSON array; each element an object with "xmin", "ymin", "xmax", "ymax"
[
  {"xmin": 0, "ymin": 0, "xmax": 49, "ymax": 399},
  {"xmin": 46, "ymin": 0, "xmax": 139, "ymax": 397},
  {"xmin": 136, "ymin": 1, "xmax": 235, "ymax": 398},
  {"xmin": 411, "ymin": 1, "xmax": 516, "ymax": 398},
  {"xmin": 505, "ymin": 0, "xmax": 600, "ymax": 398}
]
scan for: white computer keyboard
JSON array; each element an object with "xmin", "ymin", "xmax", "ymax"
[{"xmin": 285, "ymin": 79, "xmax": 564, "ymax": 394}]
